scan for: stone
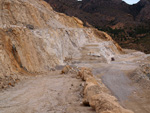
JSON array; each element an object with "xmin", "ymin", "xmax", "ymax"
[
  {"xmin": 0, "ymin": 0, "xmax": 122, "ymax": 78},
  {"xmin": 26, "ymin": 24, "xmax": 34, "ymax": 30},
  {"xmin": 78, "ymin": 67, "xmax": 93, "ymax": 81},
  {"xmin": 77, "ymin": 67, "xmax": 134, "ymax": 113},
  {"xmin": 61, "ymin": 65, "xmax": 72, "ymax": 74}
]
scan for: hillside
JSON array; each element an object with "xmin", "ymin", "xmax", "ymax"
[
  {"xmin": 0, "ymin": 0, "xmax": 131, "ymax": 113},
  {"xmin": 0, "ymin": 0, "xmax": 122, "ymax": 78},
  {"xmin": 44, "ymin": 0, "xmax": 150, "ymax": 53},
  {"xmin": 0, "ymin": 0, "xmax": 150, "ymax": 113}
]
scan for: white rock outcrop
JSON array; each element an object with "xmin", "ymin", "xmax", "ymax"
[{"xmin": 0, "ymin": 0, "xmax": 122, "ymax": 75}]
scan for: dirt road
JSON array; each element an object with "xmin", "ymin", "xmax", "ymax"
[
  {"xmin": 92, "ymin": 61, "xmax": 150, "ymax": 113},
  {"xmin": 101, "ymin": 66, "xmax": 136, "ymax": 101},
  {"xmin": 0, "ymin": 72, "xmax": 95, "ymax": 113},
  {"xmin": 75, "ymin": 50, "xmax": 150, "ymax": 113},
  {"xmin": 0, "ymin": 50, "xmax": 150, "ymax": 113}
]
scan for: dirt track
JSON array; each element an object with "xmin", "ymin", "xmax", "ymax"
[
  {"xmin": 92, "ymin": 61, "xmax": 150, "ymax": 113},
  {"xmin": 0, "ymin": 51, "xmax": 150, "ymax": 113},
  {"xmin": 75, "ymin": 50, "xmax": 150, "ymax": 113},
  {"xmin": 0, "ymin": 72, "xmax": 95, "ymax": 113},
  {"xmin": 101, "ymin": 66, "xmax": 136, "ymax": 101}
]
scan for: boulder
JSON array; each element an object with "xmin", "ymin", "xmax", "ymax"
[
  {"xmin": 77, "ymin": 67, "xmax": 93, "ymax": 81},
  {"xmin": 61, "ymin": 65, "xmax": 72, "ymax": 74}
]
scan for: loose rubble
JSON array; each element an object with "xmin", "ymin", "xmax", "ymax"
[
  {"xmin": 0, "ymin": 74, "xmax": 27, "ymax": 90},
  {"xmin": 76, "ymin": 67, "xmax": 133, "ymax": 113},
  {"xmin": 130, "ymin": 63, "xmax": 150, "ymax": 89}
]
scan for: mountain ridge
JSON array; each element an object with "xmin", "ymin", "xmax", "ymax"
[{"xmin": 45, "ymin": 0, "xmax": 150, "ymax": 53}]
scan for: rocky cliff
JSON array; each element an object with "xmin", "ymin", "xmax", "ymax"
[{"xmin": 0, "ymin": 0, "xmax": 121, "ymax": 77}]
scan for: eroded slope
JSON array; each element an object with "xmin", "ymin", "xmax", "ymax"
[{"xmin": 0, "ymin": 0, "xmax": 122, "ymax": 77}]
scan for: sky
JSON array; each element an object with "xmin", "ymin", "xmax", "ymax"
[
  {"xmin": 122, "ymin": 0, "xmax": 140, "ymax": 4},
  {"xmin": 77, "ymin": 0, "xmax": 140, "ymax": 5}
]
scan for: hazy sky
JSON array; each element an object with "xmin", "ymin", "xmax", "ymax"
[
  {"xmin": 77, "ymin": 0, "xmax": 140, "ymax": 5},
  {"xmin": 122, "ymin": 0, "xmax": 140, "ymax": 4}
]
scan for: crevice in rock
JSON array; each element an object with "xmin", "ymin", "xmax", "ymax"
[{"xmin": 12, "ymin": 44, "xmax": 27, "ymax": 72}]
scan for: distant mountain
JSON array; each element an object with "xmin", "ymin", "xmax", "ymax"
[
  {"xmin": 136, "ymin": 0, "xmax": 150, "ymax": 22},
  {"xmin": 44, "ymin": 0, "xmax": 150, "ymax": 26},
  {"xmin": 45, "ymin": 0, "xmax": 150, "ymax": 53}
]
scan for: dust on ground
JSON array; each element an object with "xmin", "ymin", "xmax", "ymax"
[
  {"xmin": 73, "ymin": 49, "xmax": 150, "ymax": 113},
  {"xmin": 0, "ymin": 50, "xmax": 150, "ymax": 113},
  {"xmin": 0, "ymin": 71, "xmax": 95, "ymax": 113}
]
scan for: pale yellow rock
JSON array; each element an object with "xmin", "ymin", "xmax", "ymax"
[
  {"xmin": 78, "ymin": 67, "xmax": 93, "ymax": 81},
  {"xmin": 89, "ymin": 94, "xmax": 133, "ymax": 113},
  {"xmin": 61, "ymin": 65, "xmax": 72, "ymax": 74},
  {"xmin": 0, "ymin": 0, "xmax": 122, "ymax": 76},
  {"xmin": 73, "ymin": 17, "xmax": 84, "ymax": 28},
  {"xmin": 77, "ymin": 67, "xmax": 134, "ymax": 113}
]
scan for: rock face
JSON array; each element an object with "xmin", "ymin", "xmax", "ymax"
[{"xmin": 0, "ymin": 0, "xmax": 121, "ymax": 77}]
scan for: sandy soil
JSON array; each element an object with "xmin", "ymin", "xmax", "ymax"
[
  {"xmin": 74, "ymin": 51, "xmax": 150, "ymax": 113},
  {"xmin": 0, "ymin": 50, "xmax": 150, "ymax": 113},
  {"xmin": 0, "ymin": 71, "xmax": 95, "ymax": 113},
  {"xmin": 90, "ymin": 60, "xmax": 150, "ymax": 113}
]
